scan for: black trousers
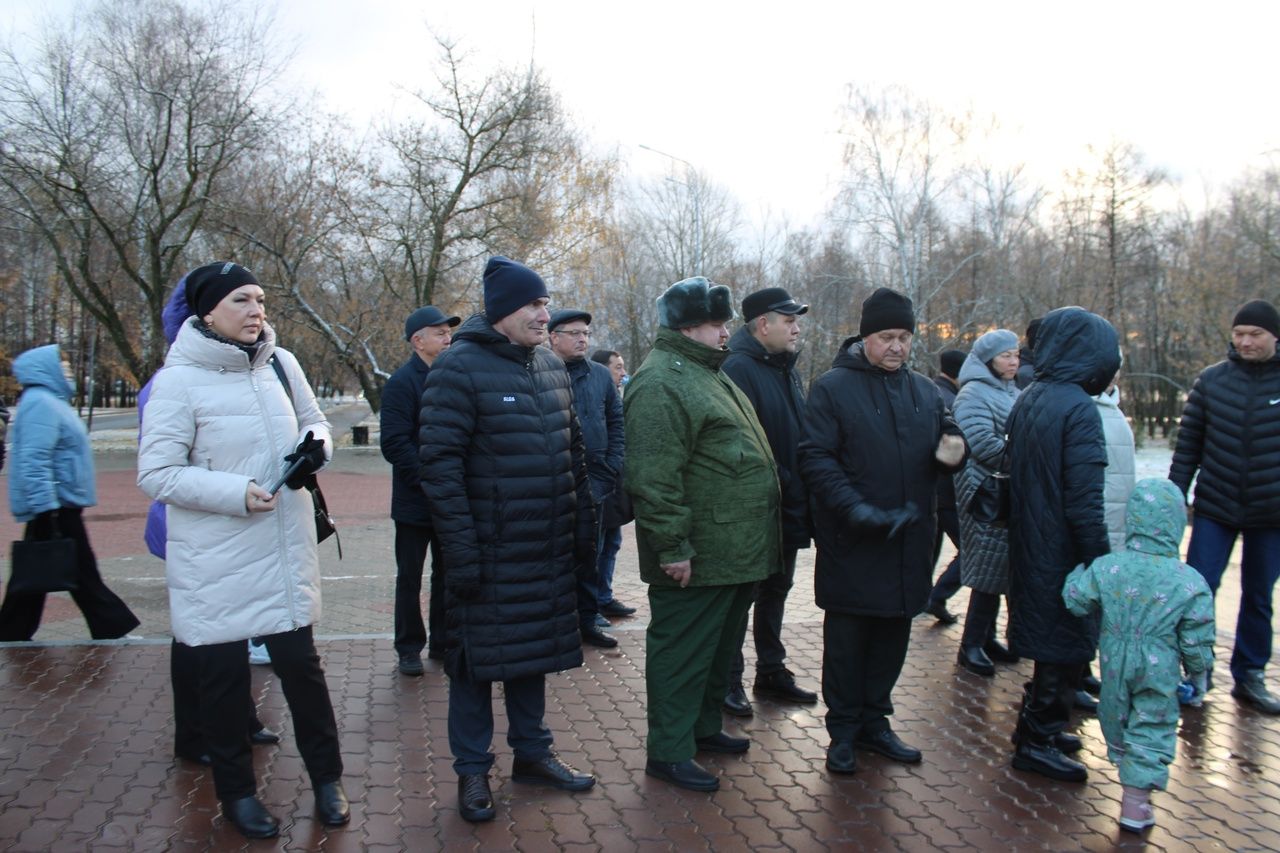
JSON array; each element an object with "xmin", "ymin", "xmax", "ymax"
[
  {"xmin": 730, "ymin": 547, "xmax": 800, "ymax": 682},
  {"xmin": 822, "ymin": 612, "xmax": 912, "ymax": 742},
  {"xmin": 393, "ymin": 521, "xmax": 444, "ymax": 657},
  {"xmin": 927, "ymin": 508, "xmax": 962, "ymax": 606},
  {"xmin": 171, "ymin": 640, "xmax": 264, "ymax": 757},
  {"xmin": 960, "ymin": 590, "xmax": 1002, "ymax": 648},
  {"xmin": 181, "ymin": 625, "xmax": 342, "ymax": 800},
  {"xmin": 1016, "ymin": 661, "xmax": 1078, "ymax": 745},
  {"xmin": 0, "ymin": 507, "xmax": 139, "ymax": 641}
]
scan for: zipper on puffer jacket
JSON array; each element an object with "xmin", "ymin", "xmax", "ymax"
[{"xmin": 252, "ymin": 363, "xmax": 299, "ymax": 631}]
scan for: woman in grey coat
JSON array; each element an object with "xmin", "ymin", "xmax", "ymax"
[{"xmin": 952, "ymin": 329, "xmax": 1022, "ymax": 676}]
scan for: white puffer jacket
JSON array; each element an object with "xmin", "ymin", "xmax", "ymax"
[
  {"xmin": 1095, "ymin": 385, "xmax": 1136, "ymax": 552},
  {"xmin": 137, "ymin": 319, "xmax": 332, "ymax": 646}
]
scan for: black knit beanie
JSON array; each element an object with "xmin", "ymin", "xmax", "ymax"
[
  {"xmin": 483, "ymin": 256, "xmax": 548, "ymax": 322},
  {"xmin": 186, "ymin": 262, "xmax": 259, "ymax": 318},
  {"xmin": 939, "ymin": 349, "xmax": 966, "ymax": 378},
  {"xmin": 1232, "ymin": 299, "xmax": 1280, "ymax": 338},
  {"xmin": 859, "ymin": 288, "xmax": 916, "ymax": 337}
]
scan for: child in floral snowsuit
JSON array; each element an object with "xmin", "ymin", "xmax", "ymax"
[{"xmin": 1063, "ymin": 478, "xmax": 1215, "ymax": 833}]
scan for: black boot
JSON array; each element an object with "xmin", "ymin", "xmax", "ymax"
[
  {"xmin": 314, "ymin": 780, "xmax": 350, "ymax": 826},
  {"xmin": 957, "ymin": 645, "xmax": 995, "ymax": 677},
  {"xmin": 1012, "ymin": 739, "xmax": 1087, "ymax": 782},
  {"xmin": 221, "ymin": 796, "xmax": 280, "ymax": 839}
]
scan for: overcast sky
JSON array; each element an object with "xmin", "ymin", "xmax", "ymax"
[{"xmin": 7, "ymin": 0, "xmax": 1279, "ymax": 227}]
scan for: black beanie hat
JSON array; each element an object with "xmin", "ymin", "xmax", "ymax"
[
  {"xmin": 859, "ymin": 288, "xmax": 916, "ymax": 337},
  {"xmin": 186, "ymin": 262, "xmax": 259, "ymax": 318},
  {"xmin": 939, "ymin": 349, "xmax": 966, "ymax": 378},
  {"xmin": 1232, "ymin": 299, "xmax": 1280, "ymax": 338},
  {"xmin": 483, "ymin": 256, "xmax": 548, "ymax": 322}
]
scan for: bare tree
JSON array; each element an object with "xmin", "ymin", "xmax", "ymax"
[{"xmin": 0, "ymin": 0, "xmax": 283, "ymax": 382}]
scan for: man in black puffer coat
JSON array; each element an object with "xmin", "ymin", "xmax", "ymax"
[
  {"xmin": 419, "ymin": 256, "xmax": 598, "ymax": 823},
  {"xmin": 1006, "ymin": 306, "xmax": 1119, "ymax": 783},
  {"xmin": 1170, "ymin": 299, "xmax": 1280, "ymax": 714}
]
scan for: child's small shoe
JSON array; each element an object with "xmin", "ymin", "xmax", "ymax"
[{"xmin": 1119, "ymin": 786, "xmax": 1155, "ymax": 833}]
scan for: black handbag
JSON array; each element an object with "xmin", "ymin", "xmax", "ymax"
[
  {"xmin": 9, "ymin": 520, "xmax": 80, "ymax": 594},
  {"xmin": 270, "ymin": 357, "xmax": 342, "ymax": 558},
  {"xmin": 969, "ymin": 472, "xmax": 1010, "ymax": 526}
]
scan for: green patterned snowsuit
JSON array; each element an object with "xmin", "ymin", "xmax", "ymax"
[{"xmin": 1063, "ymin": 478, "xmax": 1215, "ymax": 789}]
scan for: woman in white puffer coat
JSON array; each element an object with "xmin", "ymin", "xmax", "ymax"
[{"xmin": 137, "ymin": 262, "xmax": 348, "ymax": 840}]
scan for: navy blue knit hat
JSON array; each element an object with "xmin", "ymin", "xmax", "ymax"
[{"xmin": 483, "ymin": 256, "xmax": 548, "ymax": 322}]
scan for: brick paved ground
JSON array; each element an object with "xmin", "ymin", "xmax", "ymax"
[{"xmin": 0, "ymin": 449, "xmax": 1278, "ymax": 850}]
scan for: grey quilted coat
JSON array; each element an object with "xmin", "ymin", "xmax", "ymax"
[{"xmin": 953, "ymin": 331, "xmax": 1020, "ymax": 594}]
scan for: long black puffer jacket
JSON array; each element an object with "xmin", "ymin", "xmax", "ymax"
[
  {"xmin": 418, "ymin": 313, "xmax": 595, "ymax": 682},
  {"xmin": 1005, "ymin": 307, "xmax": 1120, "ymax": 664},
  {"xmin": 798, "ymin": 339, "xmax": 964, "ymax": 617},
  {"xmin": 1169, "ymin": 347, "xmax": 1280, "ymax": 528}
]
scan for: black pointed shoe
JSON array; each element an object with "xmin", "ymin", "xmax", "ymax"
[
  {"xmin": 1012, "ymin": 741, "xmax": 1087, "ymax": 782},
  {"xmin": 645, "ymin": 758, "xmax": 719, "ymax": 792},
  {"xmin": 458, "ymin": 773, "xmax": 496, "ymax": 822},
  {"xmin": 695, "ymin": 731, "xmax": 750, "ymax": 754},
  {"xmin": 512, "ymin": 752, "xmax": 595, "ymax": 791},
  {"xmin": 600, "ymin": 599, "xmax": 637, "ymax": 617},
  {"xmin": 250, "ymin": 727, "xmax": 281, "ymax": 745},
  {"xmin": 314, "ymin": 781, "xmax": 350, "ymax": 826},
  {"xmin": 825, "ymin": 740, "xmax": 857, "ymax": 775},
  {"xmin": 753, "ymin": 668, "xmax": 818, "ymax": 704},
  {"xmin": 983, "ymin": 639, "xmax": 1020, "ymax": 663},
  {"xmin": 722, "ymin": 683, "xmax": 754, "ymax": 717},
  {"xmin": 925, "ymin": 600, "xmax": 958, "ymax": 625},
  {"xmin": 957, "ymin": 645, "xmax": 995, "ymax": 677},
  {"xmin": 1074, "ymin": 689, "xmax": 1099, "ymax": 713},
  {"xmin": 222, "ymin": 796, "xmax": 280, "ymax": 839},
  {"xmin": 855, "ymin": 729, "xmax": 922, "ymax": 764},
  {"xmin": 581, "ymin": 624, "xmax": 618, "ymax": 648}
]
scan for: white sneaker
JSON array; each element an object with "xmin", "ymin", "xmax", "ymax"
[{"xmin": 248, "ymin": 640, "xmax": 271, "ymax": 666}]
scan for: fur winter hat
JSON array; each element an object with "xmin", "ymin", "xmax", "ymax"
[{"xmin": 656, "ymin": 277, "xmax": 735, "ymax": 329}]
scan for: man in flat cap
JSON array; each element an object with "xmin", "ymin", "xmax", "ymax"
[
  {"xmin": 799, "ymin": 287, "xmax": 966, "ymax": 775},
  {"xmin": 720, "ymin": 286, "xmax": 817, "ymax": 717},
  {"xmin": 548, "ymin": 307, "xmax": 624, "ymax": 650},
  {"xmin": 625, "ymin": 276, "xmax": 782, "ymax": 793},
  {"xmin": 419, "ymin": 256, "xmax": 597, "ymax": 822},
  {"xmin": 1171, "ymin": 298, "xmax": 1280, "ymax": 713},
  {"xmin": 380, "ymin": 305, "xmax": 460, "ymax": 676}
]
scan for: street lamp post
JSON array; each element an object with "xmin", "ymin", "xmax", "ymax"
[{"xmin": 639, "ymin": 143, "xmax": 702, "ymax": 277}]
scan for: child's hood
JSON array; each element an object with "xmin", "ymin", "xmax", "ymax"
[{"xmin": 1123, "ymin": 478, "xmax": 1187, "ymax": 558}]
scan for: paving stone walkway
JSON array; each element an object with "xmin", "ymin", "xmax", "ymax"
[{"xmin": 0, "ymin": 454, "xmax": 1276, "ymax": 850}]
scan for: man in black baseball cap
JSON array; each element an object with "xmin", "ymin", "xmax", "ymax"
[
  {"xmin": 721, "ymin": 286, "xmax": 815, "ymax": 717},
  {"xmin": 380, "ymin": 305, "xmax": 460, "ymax": 676}
]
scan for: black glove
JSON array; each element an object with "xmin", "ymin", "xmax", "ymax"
[
  {"xmin": 846, "ymin": 501, "xmax": 920, "ymax": 538},
  {"xmin": 283, "ymin": 430, "xmax": 326, "ymax": 490}
]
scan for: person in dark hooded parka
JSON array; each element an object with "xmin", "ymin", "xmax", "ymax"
[{"xmin": 1005, "ymin": 306, "xmax": 1120, "ymax": 783}]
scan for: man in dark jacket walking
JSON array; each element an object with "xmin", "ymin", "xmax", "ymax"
[
  {"xmin": 548, "ymin": 308, "xmax": 623, "ymax": 649},
  {"xmin": 1170, "ymin": 299, "xmax": 1280, "ymax": 713},
  {"xmin": 419, "ymin": 256, "xmax": 598, "ymax": 823},
  {"xmin": 721, "ymin": 286, "xmax": 818, "ymax": 716},
  {"xmin": 923, "ymin": 348, "xmax": 967, "ymax": 625},
  {"xmin": 799, "ymin": 288, "xmax": 966, "ymax": 775},
  {"xmin": 380, "ymin": 305, "xmax": 459, "ymax": 676},
  {"xmin": 1005, "ymin": 306, "xmax": 1120, "ymax": 783}
]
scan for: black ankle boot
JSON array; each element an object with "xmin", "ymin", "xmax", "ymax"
[{"xmin": 221, "ymin": 796, "xmax": 280, "ymax": 839}]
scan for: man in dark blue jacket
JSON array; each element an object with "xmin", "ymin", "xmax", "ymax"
[
  {"xmin": 548, "ymin": 308, "xmax": 624, "ymax": 649},
  {"xmin": 721, "ymin": 287, "xmax": 817, "ymax": 716},
  {"xmin": 380, "ymin": 306, "xmax": 459, "ymax": 676},
  {"xmin": 1006, "ymin": 306, "xmax": 1119, "ymax": 783},
  {"xmin": 1170, "ymin": 299, "xmax": 1280, "ymax": 713},
  {"xmin": 420, "ymin": 257, "xmax": 597, "ymax": 823}
]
